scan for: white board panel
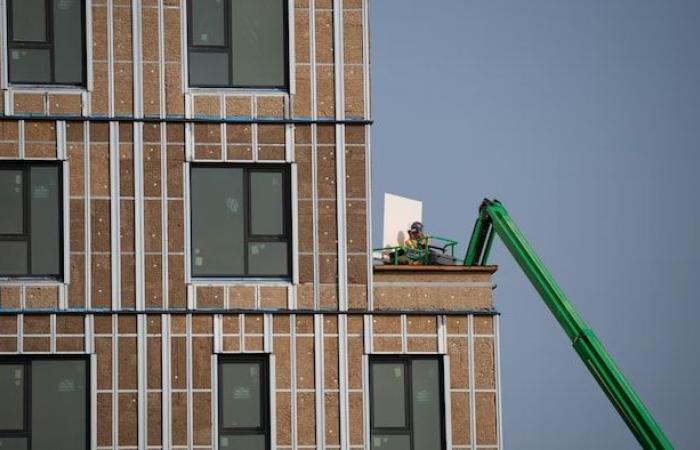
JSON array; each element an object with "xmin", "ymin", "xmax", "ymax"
[{"xmin": 382, "ymin": 193, "xmax": 422, "ymax": 248}]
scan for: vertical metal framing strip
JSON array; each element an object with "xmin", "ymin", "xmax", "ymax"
[
  {"xmin": 112, "ymin": 314, "xmax": 119, "ymax": 448},
  {"xmin": 186, "ymin": 313, "xmax": 194, "ymax": 449},
  {"xmin": 290, "ymin": 314, "xmax": 298, "ymax": 450},
  {"xmin": 443, "ymin": 354, "xmax": 453, "ymax": 449},
  {"xmin": 157, "ymin": 0, "xmax": 166, "ymax": 117},
  {"xmin": 288, "ymin": 0, "xmax": 296, "ymax": 95},
  {"xmin": 131, "ymin": 0, "xmax": 143, "ymax": 118},
  {"xmin": 495, "ymin": 315, "xmax": 504, "ymax": 449},
  {"xmin": 107, "ymin": 0, "xmax": 115, "ymax": 116},
  {"xmin": 90, "ymin": 352, "xmax": 98, "ymax": 450},
  {"xmin": 468, "ymin": 314, "xmax": 477, "ymax": 450},
  {"xmin": 362, "ymin": 354, "xmax": 370, "ymax": 450},
  {"xmin": 84, "ymin": 123, "xmax": 92, "ymax": 308},
  {"xmin": 309, "ymin": 0, "xmax": 320, "ymax": 310},
  {"xmin": 18, "ymin": 120, "xmax": 24, "ymax": 158},
  {"xmin": 161, "ymin": 314, "xmax": 172, "ymax": 449},
  {"xmin": 0, "ymin": 0, "xmax": 7, "ymax": 95},
  {"xmin": 109, "ymin": 122, "xmax": 121, "ymax": 309},
  {"xmin": 50, "ymin": 314, "xmax": 57, "ymax": 353},
  {"xmin": 291, "ymin": 163, "xmax": 300, "ymax": 285},
  {"xmin": 134, "ymin": 123, "xmax": 145, "ymax": 310},
  {"xmin": 211, "ymin": 353, "xmax": 219, "ymax": 450},
  {"xmin": 314, "ymin": 314, "xmax": 325, "ymax": 449},
  {"xmin": 160, "ymin": 123, "xmax": 169, "ymax": 308},
  {"xmin": 137, "ymin": 314, "xmax": 148, "ymax": 450},
  {"xmin": 269, "ymin": 353, "xmax": 277, "ymax": 450},
  {"xmin": 85, "ymin": 0, "xmax": 94, "ymax": 96},
  {"xmin": 361, "ymin": 0, "xmax": 373, "ymax": 310}
]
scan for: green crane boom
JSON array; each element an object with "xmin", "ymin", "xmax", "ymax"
[{"xmin": 464, "ymin": 199, "xmax": 672, "ymax": 449}]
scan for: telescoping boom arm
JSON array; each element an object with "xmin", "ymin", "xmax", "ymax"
[{"xmin": 464, "ymin": 199, "xmax": 672, "ymax": 449}]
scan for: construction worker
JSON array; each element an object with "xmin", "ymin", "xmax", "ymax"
[{"xmin": 404, "ymin": 221, "xmax": 430, "ymax": 264}]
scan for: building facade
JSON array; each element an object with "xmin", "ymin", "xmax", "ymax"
[{"xmin": 0, "ymin": 1, "xmax": 501, "ymax": 449}]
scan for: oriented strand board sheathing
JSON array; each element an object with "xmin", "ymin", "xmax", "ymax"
[{"xmin": 13, "ymin": 93, "xmax": 46, "ymax": 115}]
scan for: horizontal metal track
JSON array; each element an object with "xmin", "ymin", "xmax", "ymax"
[
  {"xmin": 0, "ymin": 114, "xmax": 373, "ymax": 126},
  {"xmin": 0, "ymin": 307, "xmax": 498, "ymax": 316}
]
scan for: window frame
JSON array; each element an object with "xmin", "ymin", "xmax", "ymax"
[
  {"xmin": 217, "ymin": 354, "xmax": 271, "ymax": 450},
  {"xmin": 369, "ymin": 355, "xmax": 447, "ymax": 450},
  {"xmin": 0, "ymin": 161, "xmax": 64, "ymax": 280},
  {"xmin": 186, "ymin": 0, "xmax": 290, "ymax": 89},
  {"xmin": 0, "ymin": 355, "xmax": 91, "ymax": 450},
  {"xmin": 189, "ymin": 163, "xmax": 292, "ymax": 280},
  {"xmin": 6, "ymin": 0, "xmax": 88, "ymax": 87}
]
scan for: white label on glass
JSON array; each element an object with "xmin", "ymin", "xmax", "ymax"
[{"xmin": 233, "ymin": 387, "xmax": 250, "ymax": 399}]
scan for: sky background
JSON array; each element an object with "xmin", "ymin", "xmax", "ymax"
[{"xmin": 369, "ymin": 1, "xmax": 700, "ymax": 448}]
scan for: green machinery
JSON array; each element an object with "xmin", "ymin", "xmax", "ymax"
[{"xmin": 464, "ymin": 199, "xmax": 672, "ymax": 449}]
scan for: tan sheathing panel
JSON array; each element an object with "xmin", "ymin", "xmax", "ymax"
[
  {"xmin": 24, "ymin": 121, "xmax": 57, "ymax": 158},
  {"xmin": 13, "ymin": 94, "xmax": 46, "ymax": 115},
  {"xmin": 0, "ymin": 121, "xmax": 19, "ymax": 157},
  {"xmin": 474, "ymin": 337, "xmax": 496, "ymax": 389},
  {"xmin": 373, "ymin": 266, "xmax": 496, "ymax": 311},
  {"xmin": 48, "ymin": 94, "xmax": 82, "ymax": 115},
  {"xmin": 452, "ymin": 392, "xmax": 472, "ymax": 446}
]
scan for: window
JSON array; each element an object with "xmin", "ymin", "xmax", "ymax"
[
  {"xmin": 188, "ymin": 0, "xmax": 288, "ymax": 88},
  {"xmin": 218, "ymin": 355, "xmax": 270, "ymax": 450},
  {"xmin": 0, "ymin": 357, "xmax": 89, "ymax": 450},
  {"xmin": 0, "ymin": 162, "xmax": 62, "ymax": 279},
  {"xmin": 370, "ymin": 356, "xmax": 445, "ymax": 450},
  {"xmin": 190, "ymin": 164, "xmax": 291, "ymax": 278},
  {"xmin": 6, "ymin": 0, "xmax": 86, "ymax": 85}
]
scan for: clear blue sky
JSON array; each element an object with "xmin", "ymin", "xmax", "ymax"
[{"xmin": 369, "ymin": 1, "xmax": 700, "ymax": 448}]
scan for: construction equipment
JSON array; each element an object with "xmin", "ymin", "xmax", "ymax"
[{"xmin": 464, "ymin": 199, "xmax": 672, "ymax": 449}]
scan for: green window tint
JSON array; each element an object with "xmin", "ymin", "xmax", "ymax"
[
  {"xmin": 189, "ymin": 51, "xmax": 230, "ymax": 86},
  {"xmin": 187, "ymin": 0, "xmax": 287, "ymax": 88},
  {"xmin": 220, "ymin": 434, "xmax": 266, "ymax": 450},
  {"xmin": 231, "ymin": 0, "xmax": 286, "ymax": 87},
  {"xmin": 29, "ymin": 166, "xmax": 61, "ymax": 275},
  {"xmin": 250, "ymin": 172, "xmax": 284, "ymax": 235},
  {"xmin": 191, "ymin": 167, "xmax": 245, "ymax": 276},
  {"xmin": 53, "ymin": 0, "xmax": 85, "ymax": 84},
  {"xmin": 0, "ymin": 163, "xmax": 63, "ymax": 279},
  {"xmin": 190, "ymin": 165, "xmax": 290, "ymax": 278},
  {"xmin": 192, "ymin": 0, "xmax": 226, "ymax": 46},
  {"xmin": 0, "ymin": 365, "xmax": 24, "ymax": 430},
  {"xmin": 411, "ymin": 359, "xmax": 443, "ymax": 450},
  {"xmin": 10, "ymin": 0, "xmax": 45, "ymax": 42},
  {"xmin": 0, "ymin": 242, "xmax": 28, "ymax": 275},
  {"xmin": 371, "ymin": 363, "xmax": 406, "ymax": 428},
  {"xmin": 8, "ymin": 49, "xmax": 51, "ymax": 83},
  {"xmin": 0, "ymin": 358, "xmax": 88, "ymax": 450},
  {"xmin": 371, "ymin": 435, "xmax": 411, "ymax": 450},
  {"xmin": 7, "ymin": 0, "xmax": 85, "ymax": 85},
  {"xmin": 32, "ymin": 360, "xmax": 88, "ymax": 450},
  {"xmin": 370, "ymin": 357, "xmax": 445, "ymax": 450},
  {"xmin": 0, "ymin": 438, "xmax": 27, "ymax": 450},
  {"xmin": 219, "ymin": 356, "xmax": 269, "ymax": 450},
  {"xmin": 221, "ymin": 362, "xmax": 262, "ymax": 428},
  {"xmin": 247, "ymin": 242, "xmax": 288, "ymax": 276},
  {"xmin": 0, "ymin": 170, "xmax": 24, "ymax": 234}
]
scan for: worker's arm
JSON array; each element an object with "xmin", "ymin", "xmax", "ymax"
[{"xmin": 465, "ymin": 199, "xmax": 672, "ymax": 449}]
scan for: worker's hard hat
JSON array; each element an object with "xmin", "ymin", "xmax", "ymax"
[{"xmin": 410, "ymin": 221, "xmax": 423, "ymax": 233}]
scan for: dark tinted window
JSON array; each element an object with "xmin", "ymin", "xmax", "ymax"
[
  {"xmin": 191, "ymin": 165, "xmax": 291, "ymax": 278},
  {"xmin": 188, "ymin": 0, "xmax": 287, "ymax": 88},
  {"xmin": 370, "ymin": 357, "xmax": 445, "ymax": 450},
  {"xmin": 0, "ymin": 163, "xmax": 63, "ymax": 278},
  {"xmin": 219, "ymin": 356, "xmax": 269, "ymax": 450},
  {"xmin": 7, "ymin": 0, "xmax": 86, "ymax": 85},
  {"xmin": 0, "ymin": 358, "xmax": 88, "ymax": 450}
]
